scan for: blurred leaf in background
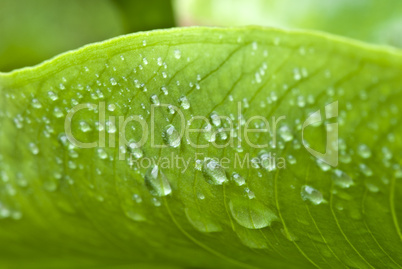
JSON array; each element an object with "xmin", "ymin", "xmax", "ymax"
[
  {"xmin": 0, "ymin": 0, "xmax": 176, "ymax": 72},
  {"xmin": 112, "ymin": 0, "xmax": 176, "ymax": 33},
  {"xmin": 173, "ymin": 0, "xmax": 402, "ymax": 48}
]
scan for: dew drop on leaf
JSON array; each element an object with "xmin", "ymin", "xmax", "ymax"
[
  {"xmin": 202, "ymin": 158, "xmax": 228, "ymax": 185},
  {"xmin": 229, "ymin": 198, "xmax": 278, "ymax": 229},
  {"xmin": 301, "ymin": 185, "xmax": 325, "ymax": 205},
  {"xmin": 144, "ymin": 165, "xmax": 172, "ymax": 197},
  {"xmin": 162, "ymin": 124, "xmax": 181, "ymax": 148}
]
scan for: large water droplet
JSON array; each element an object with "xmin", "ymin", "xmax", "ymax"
[
  {"xmin": 229, "ymin": 198, "xmax": 278, "ymax": 229},
  {"xmin": 185, "ymin": 207, "xmax": 222, "ymax": 232},
  {"xmin": 144, "ymin": 165, "xmax": 172, "ymax": 197}
]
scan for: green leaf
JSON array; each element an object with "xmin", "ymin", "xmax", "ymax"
[
  {"xmin": 0, "ymin": 0, "xmax": 125, "ymax": 72},
  {"xmin": 1, "ymin": 27, "xmax": 402, "ymax": 268},
  {"xmin": 0, "ymin": 0, "xmax": 176, "ymax": 72},
  {"xmin": 174, "ymin": 0, "xmax": 402, "ymax": 48},
  {"xmin": 112, "ymin": 0, "xmax": 176, "ymax": 33}
]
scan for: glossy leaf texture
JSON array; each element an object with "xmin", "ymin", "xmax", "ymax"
[{"xmin": 0, "ymin": 27, "xmax": 402, "ymax": 269}]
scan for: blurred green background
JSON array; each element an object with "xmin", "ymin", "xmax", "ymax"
[{"xmin": 1, "ymin": 0, "xmax": 402, "ymax": 72}]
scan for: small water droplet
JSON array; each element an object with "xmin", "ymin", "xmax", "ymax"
[
  {"xmin": 144, "ymin": 166, "xmax": 172, "ymax": 197},
  {"xmin": 162, "ymin": 124, "xmax": 181, "ymax": 148},
  {"xmin": 79, "ymin": 121, "xmax": 91, "ymax": 132},
  {"xmin": 301, "ymin": 185, "xmax": 325, "ymax": 205},
  {"xmin": 151, "ymin": 197, "xmax": 161, "ymax": 207},
  {"xmin": 125, "ymin": 210, "xmax": 146, "ymax": 222},
  {"xmin": 359, "ymin": 163, "xmax": 373, "ymax": 177},
  {"xmin": 127, "ymin": 141, "xmax": 143, "ymax": 159},
  {"xmin": 150, "ymin": 94, "xmax": 160, "ymax": 106},
  {"xmin": 179, "ymin": 96, "xmax": 190, "ymax": 110},
  {"xmin": 108, "ymin": 104, "xmax": 116, "ymax": 111},
  {"xmin": 202, "ymin": 158, "xmax": 228, "ymax": 185},
  {"xmin": 31, "ymin": 98, "xmax": 42, "ymax": 109},
  {"xmin": 210, "ymin": 112, "xmax": 221, "ymax": 127},
  {"xmin": 28, "ymin": 142, "xmax": 39, "ymax": 155},
  {"xmin": 110, "ymin": 78, "xmax": 117, "ymax": 86},
  {"xmin": 332, "ymin": 170, "xmax": 353, "ymax": 188},
  {"xmin": 357, "ymin": 144, "xmax": 371, "ymax": 159},
  {"xmin": 279, "ymin": 125, "xmax": 293, "ymax": 142},
  {"xmin": 174, "ymin": 49, "xmax": 181, "ymax": 59},
  {"xmin": 97, "ymin": 148, "xmax": 108, "ymax": 159},
  {"xmin": 53, "ymin": 107, "xmax": 64, "ymax": 118},
  {"xmin": 231, "ymin": 173, "xmax": 245, "ymax": 186},
  {"xmin": 48, "ymin": 91, "xmax": 58, "ymax": 101}
]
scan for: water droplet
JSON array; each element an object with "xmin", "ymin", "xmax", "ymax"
[
  {"xmin": 48, "ymin": 91, "xmax": 58, "ymax": 101},
  {"xmin": 132, "ymin": 194, "xmax": 142, "ymax": 203},
  {"xmin": 108, "ymin": 104, "xmax": 116, "ymax": 112},
  {"xmin": 127, "ymin": 141, "xmax": 143, "ymax": 159},
  {"xmin": 53, "ymin": 107, "xmax": 64, "ymax": 118},
  {"xmin": 255, "ymin": 72, "xmax": 262, "ymax": 83},
  {"xmin": 332, "ymin": 170, "xmax": 353, "ymax": 188},
  {"xmin": 142, "ymin": 40, "xmax": 147, "ymax": 46},
  {"xmin": 382, "ymin": 146, "xmax": 392, "ymax": 160},
  {"xmin": 28, "ymin": 143, "xmax": 39, "ymax": 155},
  {"xmin": 357, "ymin": 144, "xmax": 371, "ymax": 159},
  {"xmin": 259, "ymin": 151, "xmax": 276, "ymax": 171},
  {"xmin": 151, "ymin": 197, "xmax": 161, "ymax": 207},
  {"xmin": 79, "ymin": 121, "xmax": 91, "ymax": 132},
  {"xmin": 161, "ymin": 86, "xmax": 168, "ymax": 95},
  {"xmin": 43, "ymin": 180, "xmax": 58, "ymax": 192},
  {"xmin": 143, "ymin": 57, "xmax": 148, "ymax": 65},
  {"xmin": 301, "ymin": 185, "xmax": 325, "ymax": 205},
  {"xmin": 210, "ymin": 112, "xmax": 221, "ymax": 127},
  {"xmin": 31, "ymin": 98, "xmax": 42, "ymax": 109},
  {"xmin": 162, "ymin": 124, "xmax": 181, "ymax": 148},
  {"xmin": 174, "ymin": 49, "xmax": 181, "ymax": 59},
  {"xmin": 125, "ymin": 210, "xmax": 146, "ymax": 222},
  {"xmin": 359, "ymin": 163, "xmax": 373, "ymax": 177},
  {"xmin": 97, "ymin": 148, "xmax": 108, "ymax": 159},
  {"xmin": 144, "ymin": 166, "xmax": 172, "ymax": 197},
  {"xmin": 279, "ymin": 125, "xmax": 293, "ymax": 142},
  {"xmin": 179, "ymin": 96, "xmax": 190, "ymax": 110},
  {"xmin": 185, "ymin": 207, "xmax": 222, "ymax": 232},
  {"xmin": 252, "ymin": 41, "xmax": 258, "ymax": 50},
  {"xmin": 157, "ymin": 57, "xmax": 163, "ymax": 66},
  {"xmin": 316, "ymin": 160, "xmax": 331, "ymax": 171},
  {"xmin": 110, "ymin": 78, "xmax": 117, "ymax": 86},
  {"xmin": 202, "ymin": 158, "xmax": 228, "ymax": 185},
  {"xmin": 229, "ymin": 198, "xmax": 278, "ymax": 229},
  {"xmin": 244, "ymin": 188, "xmax": 256, "ymax": 199},
  {"xmin": 231, "ymin": 172, "xmax": 245, "ymax": 186},
  {"xmin": 365, "ymin": 182, "xmax": 379, "ymax": 193},
  {"xmin": 293, "ymin": 68, "xmax": 302, "ymax": 80},
  {"xmin": 150, "ymin": 94, "xmax": 160, "ymax": 106}
]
